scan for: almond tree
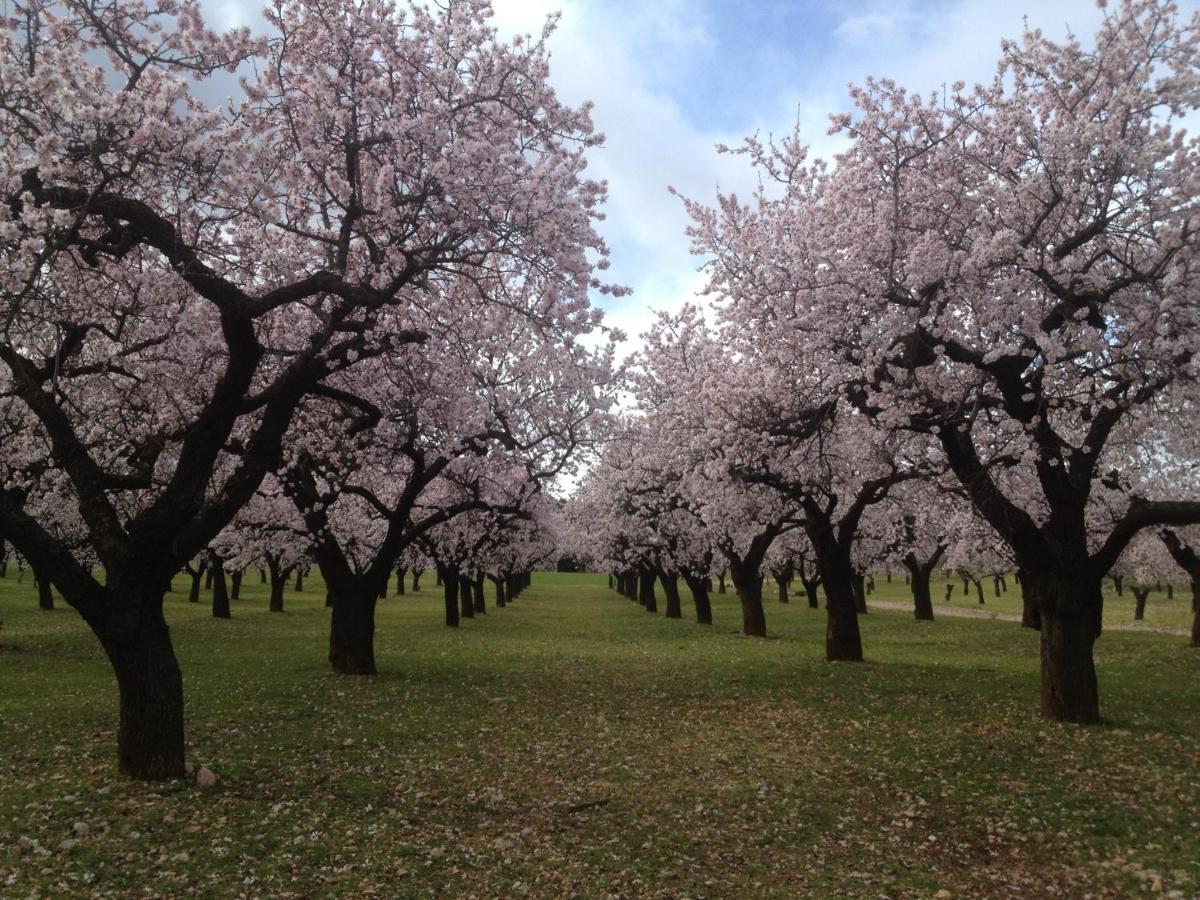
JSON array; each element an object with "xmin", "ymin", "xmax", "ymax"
[
  {"xmin": 0, "ymin": 0, "xmax": 614, "ymax": 777},
  {"xmin": 682, "ymin": 0, "xmax": 1200, "ymax": 721}
]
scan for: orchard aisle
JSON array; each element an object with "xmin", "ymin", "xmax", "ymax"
[{"xmin": 1, "ymin": 570, "xmax": 1197, "ymax": 898}]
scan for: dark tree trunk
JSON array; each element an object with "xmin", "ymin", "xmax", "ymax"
[
  {"xmin": 943, "ymin": 583, "xmax": 954, "ymax": 602},
  {"xmin": 210, "ymin": 556, "xmax": 231, "ymax": 619},
  {"xmin": 493, "ymin": 575, "xmax": 507, "ymax": 608},
  {"xmin": 1022, "ymin": 570, "xmax": 1100, "ymax": 723},
  {"xmin": 658, "ymin": 571, "xmax": 682, "ymax": 619},
  {"xmin": 1166, "ymin": 583, "xmax": 1173, "ymax": 600},
  {"xmin": 473, "ymin": 573, "xmax": 486, "ymax": 614},
  {"xmin": 412, "ymin": 569, "xmax": 423, "ymax": 592},
  {"xmin": 294, "ymin": 568, "xmax": 304, "ymax": 592},
  {"xmin": 396, "ymin": 567, "xmax": 406, "ymax": 596},
  {"xmin": 682, "ymin": 573, "xmax": 713, "ymax": 625},
  {"xmin": 229, "ymin": 569, "xmax": 242, "ymax": 601},
  {"xmin": 638, "ymin": 569, "xmax": 657, "ymax": 613},
  {"xmin": 852, "ymin": 572, "xmax": 867, "ymax": 614},
  {"xmin": 975, "ymin": 579, "xmax": 985, "ymax": 604},
  {"xmin": 608, "ymin": 574, "xmax": 614, "ymax": 590},
  {"xmin": 35, "ymin": 569, "xmax": 53, "ymax": 610},
  {"xmin": 100, "ymin": 600, "xmax": 186, "ymax": 780},
  {"xmin": 993, "ymin": 574, "xmax": 1004, "ymax": 597},
  {"xmin": 823, "ymin": 559, "xmax": 862, "ymax": 662},
  {"xmin": 325, "ymin": 592, "xmax": 334, "ymax": 608},
  {"xmin": 729, "ymin": 561, "xmax": 766, "ymax": 637},
  {"xmin": 443, "ymin": 567, "xmax": 459, "ymax": 627},
  {"xmin": 1111, "ymin": 574, "xmax": 1123, "ymax": 596},
  {"xmin": 1132, "ymin": 587, "xmax": 1150, "ymax": 621},
  {"xmin": 773, "ymin": 568, "xmax": 790, "ymax": 604},
  {"xmin": 803, "ymin": 577, "xmax": 820, "ymax": 609},
  {"xmin": 717, "ymin": 572, "xmax": 727, "ymax": 594},
  {"xmin": 436, "ymin": 569, "xmax": 443, "ymax": 587},
  {"xmin": 267, "ymin": 558, "xmax": 287, "ymax": 613},
  {"xmin": 328, "ymin": 589, "xmax": 378, "ymax": 675},
  {"xmin": 186, "ymin": 563, "xmax": 204, "ymax": 604},
  {"xmin": 1018, "ymin": 568, "xmax": 1040, "ymax": 629},
  {"xmin": 259, "ymin": 567, "xmax": 267, "ymax": 584},
  {"xmin": 1192, "ymin": 579, "xmax": 1200, "ymax": 648},
  {"xmin": 459, "ymin": 574, "xmax": 474, "ymax": 619},
  {"xmin": 906, "ymin": 562, "xmax": 934, "ymax": 621},
  {"xmin": 204, "ymin": 567, "xmax": 214, "ymax": 590},
  {"xmin": 866, "ymin": 573, "xmax": 874, "ymax": 594}
]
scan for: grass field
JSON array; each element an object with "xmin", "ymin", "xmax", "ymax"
[{"xmin": 1, "ymin": 570, "xmax": 1198, "ymax": 898}]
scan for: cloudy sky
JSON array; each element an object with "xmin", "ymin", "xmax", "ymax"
[{"xmin": 209, "ymin": 0, "xmax": 1200, "ymax": 352}]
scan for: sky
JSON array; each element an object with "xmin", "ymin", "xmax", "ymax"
[{"xmin": 205, "ymin": 0, "xmax": 1200, "ymax": 354}]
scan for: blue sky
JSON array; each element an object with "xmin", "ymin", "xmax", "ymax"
[
  {"xmin": 486, "ymin": 0, "xmax": 1200, "ymax": 349},
  {"xmin": 208, "ymin": 0, "xmax": 1200, "ymax": 351}
]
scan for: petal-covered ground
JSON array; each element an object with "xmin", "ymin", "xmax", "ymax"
[{"xmin": 1, "ymin": 572, "xmax": 1197, "ymax": 898}]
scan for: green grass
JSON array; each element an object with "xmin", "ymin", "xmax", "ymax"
[{"xmin": 1, "ymin": 570, "xmax": 1198, "ymax": 898}]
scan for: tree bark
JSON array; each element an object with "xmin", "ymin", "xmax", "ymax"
[
  {"xmin": 638, "ymin": 569, "xmax": 657, "ymax": 612},
  {"xmin": 1132, "ymin": 587, "xmax": 1150, "ymax": 621},
  {"xmin": 100, "ymin": 602, "xmax": 186, "ymax": 780},
  {"xmin": 210, "ymin": 555, "xmax": 231, "ymax": 619},
  {"xmin": 658, "ymin": 570, "xmax": 682, "ymax": 619},
  {"xmin": 396, "ymin": 567, "xmax": 406, "ymax": 596},
  {"xmin": 852, "ymin": 572, "xmax": 867, "ymax": 614},
  {"xmin": 186, "ymin": 562, "xmax": 205, "ymax": 604},
  {"xmin": 729, "ymin": 561, "xmax": 767, "ymax": 637},
  {"xmin": 906, "ymin": 562, "xmax": 934, "ymax": 621},
  {"xmin": 717, "ymin": 572, "xmax": 727, "ymax": 594},
  {"xmin": 328, "ymin": 589, "xmax": 378, "ymax": 675},
  {"xmin": 267, "ymin": 558, "xmax": 287, "ymax": 613},
  {"xmin": 773, "ymin": 567, "xmax": 791, "ymax": 604},
  {"xmin": 412, "ymin": 569, "xmax": 423, "ymax": 592},
  {"xmin": 35, "ymin": 569, "xmax": 53, "ymax": 610},
  {"xmin": 443, "ymin": 567, "xmax": 459, "ymax": 627},
  {"xmin": 294, "ymin": 568, "xmax": 304, "ymax": 592},
  {"xmin": 473, "ymin": 572, "xmax": 486, "ymax": 614},
  {"xmin": 459, "ymin": 574, "xmax": 474, "ymax": 619},
  {"xmin": 229, "ymin": 569, "xmax": 242, "ymax": 601},
  {"xmin": 683, "ymin": 573, "xmax": 713, "ymax": 624},
  {"xmin": 824, "ymin": 561, "xmax": 862, "ymax": 662}
]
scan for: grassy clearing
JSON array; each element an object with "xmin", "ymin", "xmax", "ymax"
[{"xmin": 1, "ymin": 571, "xmax": 1198, "ymax": 898}]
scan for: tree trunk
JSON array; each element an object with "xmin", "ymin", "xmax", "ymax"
[
  {"xmin": 638, "ymin": 569, "xmax": 657, "ymax": 612},
  {"xmin": 975, "ymin": 579, "xmax": 985, "ymax": 605},
  {"xmin": 294, "ymin": 568, "xmax": 304, "ymax": 592},
  {"xmin": 659, "ymin": 571, "xmax": 682, "ymax": 619},
  {"xmin": 773, "ymin": 570, "xmax": 790, "ymax": 604},
  {"xmin": 230, "ymin": 569, "xmax": 242, "ymax": 601},
  {"xmin": 328, "ymin": 590, "xmax": 378, "ymax": 675},
  {"xmin": 35, "ymin": 569, "xmax": 53, "ymax": 610},
  {"xmin": 729, "ymin": 561, "xmax": 766, "ymax": 637},
  {"xmin": 717, "ymin": 572, "xmax": 727, "ymax": 594},
  {"xmin": 823, "ymin": 560, "xmax": 862, "ymax": 662},
  {"xmin": 100, "ymin": 602, "xmax": 187, "ymax": 780},
  {"xmin": 800, "ymin": 576, "xmax": 821, "ymax": 609},
  {"xmin": 211, "ymin": 556, "xmax": 231, "ymax": 619},
  {"xmin": 1132, "ymin": 587, "xmax": 1150, "ymax": 621},
  {"xmin": 459, "ymin": 574, "xmax": 474, "ymax": 619},
  {"xmin": 268, "ymin": 559, "xmax": 287, "ymax": 613},
  {"xmin": 683, "ymin": 574, "xmax": 713, "ymax": 625},
  {"xmin": 396, "ymin": 567, "xmax": 406, "ymax": 596},
  {"xmin": 1191, "ymin": 579, "xmax": 1200, "ymax": 648},
  {"xmin": 187, "ymin": 565, "xmax": 204, "ymax": 604},
  {"xmin": 1018, "ymin": 568, "xmax": 1040, "ymax": 629},
  {"xmin": 1024, "ymin": 571, "xmax": 1100, "ymax": 723},
  {"xmin": 412, "ymin": 569, "xmax": 423, "ymax": 592},
  {"xmin": 494, "ymin": 575, "xmax": 507, "ymax": 608},
  {"xmin": 907, "ymin": 563, "xmax": 934, "ymax": 621},
  {"xmin": 260, "ymin": 567, "xmax": 267, "ymax": 584},
  {"xmin": 473, "ymin": 573, "xmax": 486, "ymax": 614},
  {"xmin": 1111, "ymin": 574, "xmax": 1123, "ymax": 596},
  {"xmin": 204, "ymin": 567, "xmax": 214, "ymax": 590},
  {"xmin": 443, "ymin": 568, "xmax": 459, "ymax": 627},
  {"xmin": 852, "ymin": 572, "xmax": 867, "ymax": 614}
]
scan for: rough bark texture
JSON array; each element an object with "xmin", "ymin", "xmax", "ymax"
[
  {"xmin": 328, "ymin": 590, "xmax": 379, "ymax": 675},
  {"xmin": 659, "ymin": 571, "xmax": 683, "ymax": 619},
  {"xmin": 683, "ymin": 574, "xmax": 713, "ymax": 625},
  {"xmin": 638, "ymin": 569, "xmax": 658, "ymax": 613},
  {"xmin": 459, "ymin": 574, "xmax": 474, "ymax": 619},
  {"xmin": 1132, "ymin": 587, "xmax": 1150, "ymax": 621},
  {"xmin": 35, "ymin": 570, "xmax": 53, "ymax": 610},
  {"xmin": 729, "ymin": 561, "xmax": 767, "ymax": 637},
  {"xmin": 906, "ymin": 564, "xmax": 934, "ymax": 621},
  {"xmin": 100, "ymin": 601, "xmax": 187, "ymax": 780},
  {"xmin": 210, "ymin": 556, "xmax": 231, "ymax": 619},
  {"xmin": 473, "ymin": 573, "xmax": 486, "ymax": 614},
  {"xmin": 443, "ymin": 568, "xmax": 460, "ymax": 627}
]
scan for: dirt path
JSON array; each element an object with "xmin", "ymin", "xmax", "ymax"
[{"xmin": 867, "ymin": 599, "xmax": 1191, "ymax": 637}]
